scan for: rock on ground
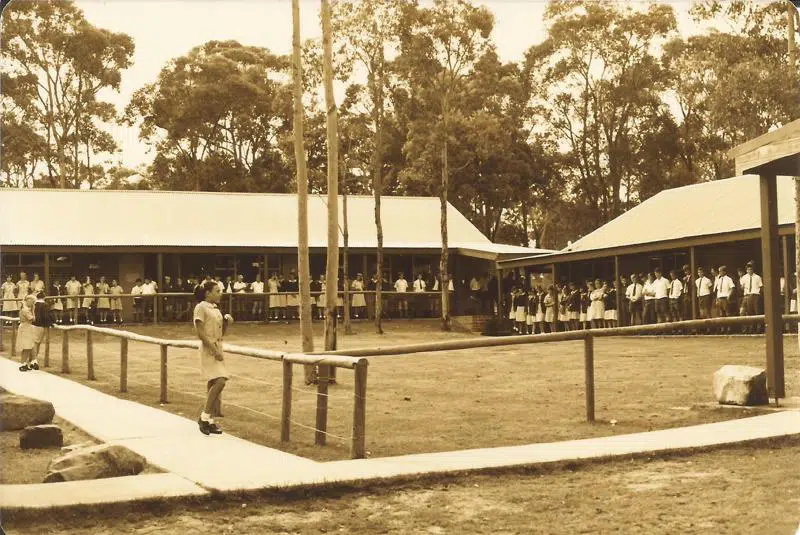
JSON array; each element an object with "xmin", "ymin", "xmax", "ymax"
[
  {"xmin": 712, "ymin": 365, "xmax": 769, "ymax": 406},
  {"xmin": 0, "ymin": 394, "xmax": 55, "ymax": 431},
  {"xmin": 44, "ymin": 443, "xmax": 147, "ymax": 483},
  {"xmin": 20, "ymin": 424, "xmax": 64, "ymax": 449}
]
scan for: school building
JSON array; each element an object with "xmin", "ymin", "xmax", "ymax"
[
  {"xmin": 497, "ymin": 174, "xmax": 798, "ymax": 317},
  {"xmin": 0, "ymin": 188, "xmax": 551, "ymax": 316}
]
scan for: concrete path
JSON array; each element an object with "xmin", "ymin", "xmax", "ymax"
[{"xmin": 1, "ymin": 354, "xmax": 799, "ymax": 510}]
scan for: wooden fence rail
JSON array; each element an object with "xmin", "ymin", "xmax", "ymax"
[{"xmin": 0, "ymin": 316, "xmax": 369, "ymax": 459}]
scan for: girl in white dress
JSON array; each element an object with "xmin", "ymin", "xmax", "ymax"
[
  {"xmin": 351, "ymin": 274, "xmax": 366, "ymax": 319},
  {"xmin": 267, "ymin": 273, "xmax": 280, "ymax": 321},
  {"xmin": 2, "ymin": 275, "xmax": 18, "ymax": 319},
  {"xmin": 50, "ymin": 280, "xmax": 64, "ymax": 324},
  {"xmin": 65, "ymin": 276, "xmax": 81, "ymax": 324},
  {"xmin": 110, "ymin": 280, "xmax": 124, "ymax": 324},
  {"xmin": 317, "ymin": 275, "xmax": 327, "ymax": 320},
  {"xmin": 543, "ymin": 286, "xmax": 556, "ymax": 333},
  {"xmin": 17, "ymin": 295, "xmax": 37, "ymax": 371},
  {"xmin": 194, "ymin": 281, "xmax": 233, "ymax": 435},
  {"xmin": 81, "ymin": 276, "xmax": 95, "ymax": 325},
  {"xmin": 589, "ymin": 279, "xmax": 606, "ymax": 329},
  {"xmin": 96, "ymin": 276, "xmax": 110, "ymax": 323},
  {"xmin": 16, "ymin": 273, "xmax": 30, "ymax": 311}
]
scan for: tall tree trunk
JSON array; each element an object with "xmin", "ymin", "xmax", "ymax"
[
  {"xmin": 74, "ymin": 76, "xmax": 82, "ymax": 188},
  {"xmin": 521, "ymin": 201, "xmax": 530, "ymax": 247},
  {"xmin": 790, "ymin": 0, "xmax": 800, "ymax": 351},
  {"xmin": 322, "ymin": 0, "xmax": 339, "ymax": 358},
  {"xmin": 292, "ymin": 0, "xmax": 315, "ymax": 383},
  {"xmin": 372, "ymin": 47, "xmax": 385, "ymax": 335},
  {"xmin": 440, "ymin": 96, "xmax": 451, "ymax": 331},
  {"xmin": 343, "ymin": 187, "xmax": 352, "ymax": 335}
]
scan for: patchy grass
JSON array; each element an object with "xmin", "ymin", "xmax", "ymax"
[
  {"xmin": 5, "ymin": 437, "xmax": 800, "ymax": 534},
  {"xmin": 0, "ymin": 416, "xmax": 99, "ymax": 484},
  {"xmin": 1, "ymin": 321, "xmax": 797, "ymax": 462}
]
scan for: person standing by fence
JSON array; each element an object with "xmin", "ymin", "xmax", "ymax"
[
  {"xmin": 17, "ymin": 295, "xmax": 38, "ymax": 372},
  {"xmin": 740, "ymin": 262, "xmax": 763, "ymax": 334},
  {"xmin": 3, "ymin": 275, "xmax": 18, "ymax": 323},
  {"xmin": 626, "ymin": 273, "xmax": 643, "ymax": 326},
  {"xmin": 696, "ymin": 267, "xmax": 713, "ymax": 319},
  {"xmin": 194, "ymin": 280, "xmax": 233, "ymax": 435}
]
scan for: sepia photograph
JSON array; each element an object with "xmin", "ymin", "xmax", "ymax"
[{"xmin": 1, "ymin": 0, "xmax": 799, "ymax": 533}]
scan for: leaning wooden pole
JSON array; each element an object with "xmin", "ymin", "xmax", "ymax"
[
  {"xmin": 292, "ymin": 0, "xmax": 316, "ymax": 384},
  {"xmin": 372, "ymin": 38, "xmax": 386, "ymax": 335},
  {"xmin": 322, "ymin": 0, "xmax": 340, "ymax": 357}
]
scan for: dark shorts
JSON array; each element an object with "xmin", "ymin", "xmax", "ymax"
[
  {"xmin": 744, "ymin": 294, "xmax": 761, "ymax": 315},
  {"xmin": 655, "ymin": 298, "xmax": 669, "ymax": 317}
]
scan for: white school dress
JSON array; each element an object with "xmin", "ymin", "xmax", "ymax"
[
  {"xmin": 515, "ymin": 304, "xmax": 527, "ymax": 323},
  {"xmin": 50, "ymin": 285, "xmax": 64, "ymax": 311},
  {"xmin": 16, "ymin": 305, "xmax": 36, "ymax": 351},
  {"xmin": 194, "ymin": 301, "xmax": 228, "ymax": 381},
  {"xmin": 351, "ymin": 280, "xmax": 366, "ymax": 307},
  {"xmin": 96, "ymin": 283, "xmax": 110, "ymax": 309},
  {"xmin": 2, "ymin": 281, "xmax": 17, "ymax": 312},
  {"xmin": 267, "ymin": 279, "xmax": 280, "ymax": 308},
  {"xmin": 65, "ymin": 280, "xmax": 81, "ymax": 309},
  {"xmin": 82, "ymin": 284, "xmax": 95, "ymax": 308},
  {"xmin": 16, "ymin": 280, "xmax": 30, "ymax": 308},
  {"xmin": 317, "ymin": 282, "xmax": 327, "ymax": 308}
]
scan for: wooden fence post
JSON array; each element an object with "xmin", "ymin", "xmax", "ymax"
[
  {"xmin": 584, "ymin": 334, "xmax": 595, "ymax": 422},
  {"xmin": 120, "ymin": 338, "xmax": 128, "ymax": 393},
  {"xmin": 11, "ymin": 324, "xmax": 17, "ymax": 358},
  {"xmin": 315, "ymin": 363, "xmax": 330, "ymax": 446},
  {"xmin": 44, "ymin": 327, "xmax": 50, "ymax": 367},
  {"xmin": 86, "ymin": 330, "xmax": 95, "ymax": 380},
  {"xmin": 281, "ymin": 360, "xmax": 292, "ymax": 442},
  {"xmin": 61, "ymin": 330, "xmax": 70, "ymax": 374},
  {"xmin": 160, "ymin": 344, "xmax": 168, "ymax": 403},
  {"xmin": 351, "ymin": 359, "xmax": 368, "ymax": 459}
]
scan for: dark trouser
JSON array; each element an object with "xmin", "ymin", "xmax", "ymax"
[
  {"xmin": 628, "ymin": 301, "xmax": 643, "ymax": 325},
  {"xmin": 744, "ymin": 294, "xmax": 761, "ymax": 316},
  {"xmin": 682, "ymin": 295, "xmax": 692, "ymax": 320},
  {"xmin": 655, "ymin": 298, "xmax": 669, "ymax": 323},
  {"xmin": 698, "ymin": 295, "xmax": 712, "ymax": 319},
  {"xmin": 669, "ymin": 298, "xmax": 682, "ymax": 322},
  {"xmin": 643, "ymin": 300, "xmax": 655, "ymax": 324},
  {"xmin": 716, "ymin": 297, "xmax": 729, "ymax": 317}
]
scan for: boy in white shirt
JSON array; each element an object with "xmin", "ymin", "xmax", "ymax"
[
  {"xmin": 232, "ymin": 274, "xmax": 248, "ymax": 318},
  {"xmin": 713, "ymin": 265, "xmax": 735, "ymax": 318},
  {"xmin": 130, "ymin": 278, "xmax": 144, "ymax": 323},
  {"xmin": 668, "ymin": 269, "xmax": 683, "ymax": 322},
  {"xmin": 651, "ymin": 267, "xmax": 670, "ymax": 323},
  {"xmin": 394, "ymin": 273, "xmax": 409, "ymax": 318},
  {"xmin": 141, "ymin": 277, "xmax": 157, "ymax": 323},
  {"xmin": 251, "ymin": 274, "xmax": 265, "ymax": 321},
  {"xmin": 625, "ymin": 273, "xmax": 643, "ymax": 326},
  {"xmin": 695, "ymin": 267, "xmax": 713, "ymax": 319},
  {"xmin": 740, "ymin": 262, "xmax": 763, "ymax": 334}
]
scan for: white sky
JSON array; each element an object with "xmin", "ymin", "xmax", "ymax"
[{"xmin": 76, "ymin": 0, "xmax": 708, "ymax": 170}]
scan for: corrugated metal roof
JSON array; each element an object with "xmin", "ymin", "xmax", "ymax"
[
  {"xmin": 0, "ymin": 189, "xmax": 550, "ymax": 257},
  {"xmin": 561, "ymin": 175, "xmax": 796, "ymax": 255}
]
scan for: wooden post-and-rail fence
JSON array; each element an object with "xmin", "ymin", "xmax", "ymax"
[{"xmin": 0, "ymin": 316, "xmax": 370, "ymax": 459}]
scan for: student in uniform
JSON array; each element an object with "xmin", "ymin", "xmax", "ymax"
[
  {"xmin": 740, "ymin": 262, "xmax": 763, "ymax": 334},
  {"xmin": 80, "ymin": 276, "xmax": 95, "ymax": 325},
  {"xmin": 251, "ymin": 274, "xmax": 265, "ymax": 321},
  {"xmin": 65, "ymin": 275, "xmax": 81, "ymax": 325},
  {"xmin": 580, "ymin": 282, "xmax": 591, "ymax": 330},
  {"xmin": 526, "ymin": 287, "xmax": 537, "ymax": 335},
  {"xmin": 642, "ymin": 273, "xmax": 656, "ymax": 325},
  {"xmin": 17, "ymin": 295, "xmax": 39, "ymax": 372},
  {"xmin": 194, "ymin": 280, "xmax": 234, "ymax": 436},
  {"xmin": 394, "ymin": 273, "xmax": 409, "ymax": 318},
  {"xmin": 337, "ymin": 275, "xmax": 346, "ymax": 319},
  {"xmin": 651, "ymin": 268, "xmax": 670, "ymax": 323},
  {"xmin": 544, "ymin": 285, "xmax": 557, "ymax": 333},
  {"xmin": 351, "ymin": 273, "xmax": 367, "ymax": 319},
  {"xmin": 277, "ymin": 274, "xmax": 288, "ymax": 320},
  {"xmin": 110, "ymin": 279, "xmax": 124, "ymax": 324},
  {"xmin": 589, "ymin": 279, "xmax": 606, "ymax": 329},
  {"xmin": 681, "ymin": 265, "xmax": 693, "ymax": 321},
  {"xmin": 2, "ymin": 274, "xmax": 18, "ymax": 322},
  {"xmin": 50, "ymin": 279, "xmax": 64, "ymax": 324},
  {"xmin": 534, "ymin": 286, "xmax": 546, "ymax": 333},
  {"xmin": 567, "ymin": 282, "xmax": 581, "ymax": 331},
  {"xmin": 736, "ymin": 267, "xmax": 747, "ymax": 317},
  {"xmin": 695, "ymin": 267, "xmax": 713, "ymax": 320},
  {"xmin": 668, "ymin": 270, "xmax": 683, "ymax": 323},
  {"xmin": 30, "ymin": 292, "xmax": 51, "ymax": 368},
  {"xmin": 232, "ymin": 274, "xmax": 248, "ymax": 319},
  {"xmin": 141, "ymin": 276, "xmax": 157, "ymax": 323},
  {"xmin": 514, "ymin": 286, "xmax": 528, "ymax": 334},
  {"xmin": 96, "ymin": 276, "xmax": 111, "ymax": 324},
  {"xmin": 316, "ymin": 274, "xmax": 327, "ymax": 320},
  {"xmin": 131, "ymin": 278, "xmax": 144, "ymax": 323},
  {"xmin": 709, "ymin": 267, "xmax": 720, "ymax": 318},
  {"xmin": 558, "ymin": 285, "xmax": 569, "ymax": 330},
  {"xmin": 714, "ymin": 266, "xmax": 735, "ymax": 333},
  {"xmin": 30, "ymin": 273, "xmax": 45, "ymax": 296},
  {"xmin": 267, "ymin": 273, "xmax": 280, "ymax": 321},
  {"xmin": 17, "ymin": 271, "xmax": 30, "ymax": 311},
  {"xmin": 285, "ymin": 271, "xmax": 300, "ymax": 320},
  {"xmin": 626, "ymin": 273, "xmax": 643, "ymax": 326},
  {"xmin": 604, "ymin": 281, "xmax": 618, "ymax": 328},
  {"xmin": 412, "ymin": 273, "xmax": 427, "ymax": 319}
]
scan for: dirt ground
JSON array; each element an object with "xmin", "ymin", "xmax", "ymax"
[
  {"xmin": 5, "ymin": 437, "xmax": 800, "ymax": 534},
  {"xmin": 2, "ymin": 320, "xmax": 796, "ymax": 461}
]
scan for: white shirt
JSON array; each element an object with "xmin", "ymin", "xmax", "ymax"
[
  {"xmin": 433, "ymin": 279, "xmax": 454, "ymax": 291},
  {"xmin": 626, "ymin": 282, "xmax": 642, "ymax": 302},
  {"xmin": 696, "ymin": 276, "xmax": 712, "ymax": 297},
  {"xmin": 412, "ymin": 279, "xmax": 426, "ymax": 292},
  {"xmin": 669, "ymin": 279, "xmax": 683, "ymax": 299},
  {"xmin": 394, "ymin": 278, "xmax": 409, "ymax": 293},
  {"xmin": 714, "ymin": 275, "xmax": 735, "ymax": 298},
  {"xmin": 470, "ymin": 278, "xmax": 481, "ymax": 291},
  {"xmin": 233, "ymin": 281, "xmax": 248, "ymax": 293},
  {"xmin": 131, "ymin": 285, "xmax": 143, "ymax": 297},
  {"xmin": 141, "ymin": 282, "xmax": 157, "ymax": 295},
  {"xmin": 251, "ymin": 281, "xmax": 265, "ymax": 293},
  {"xmin": 651, "ymin": 277, "xmax": 670, "ymax": 299},
  {"xmin": 740, "ymin": 273, "xmax": 763, "ymax": 295},
  {"xmin": 643, "ymin": 281, "xmax": 655, "ymax": 301},
  {"xmin": 65, "ymin": 280, "xmax": 82, "ymax": 296}
]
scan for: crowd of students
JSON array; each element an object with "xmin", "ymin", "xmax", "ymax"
[
  {"xmin": 1, "ymin": 269, "xmax": 463, "ymax": 325},
  {"xmin": 503, "ymin": 262, "xmax": 789, "ymax": 335}
]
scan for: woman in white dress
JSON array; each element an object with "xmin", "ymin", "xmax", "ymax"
[
  {"xmin": 17, "ymin": 295, "xmax": 37, "ymax": 371},
  {"xmin": 267, "ymin": 273, "xmax": 280, "ymax": 321},
  {"xmin": 2, "ymin": 275, "xmax": 18, "ymax": 319},
  {"xmin": 543, "ymin": 286, "xmax": 556, "ymax": 333},
  {"xmin": 50, "ymin": 280, "xmax": 64, "ymax": 324},
  {"xmin": 351, "ymin": 274, "xmax": 366, "ymax": 319},
  {"xmin": 110, "ymin": 279, "xmax": 124, "ymax": 324}
]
